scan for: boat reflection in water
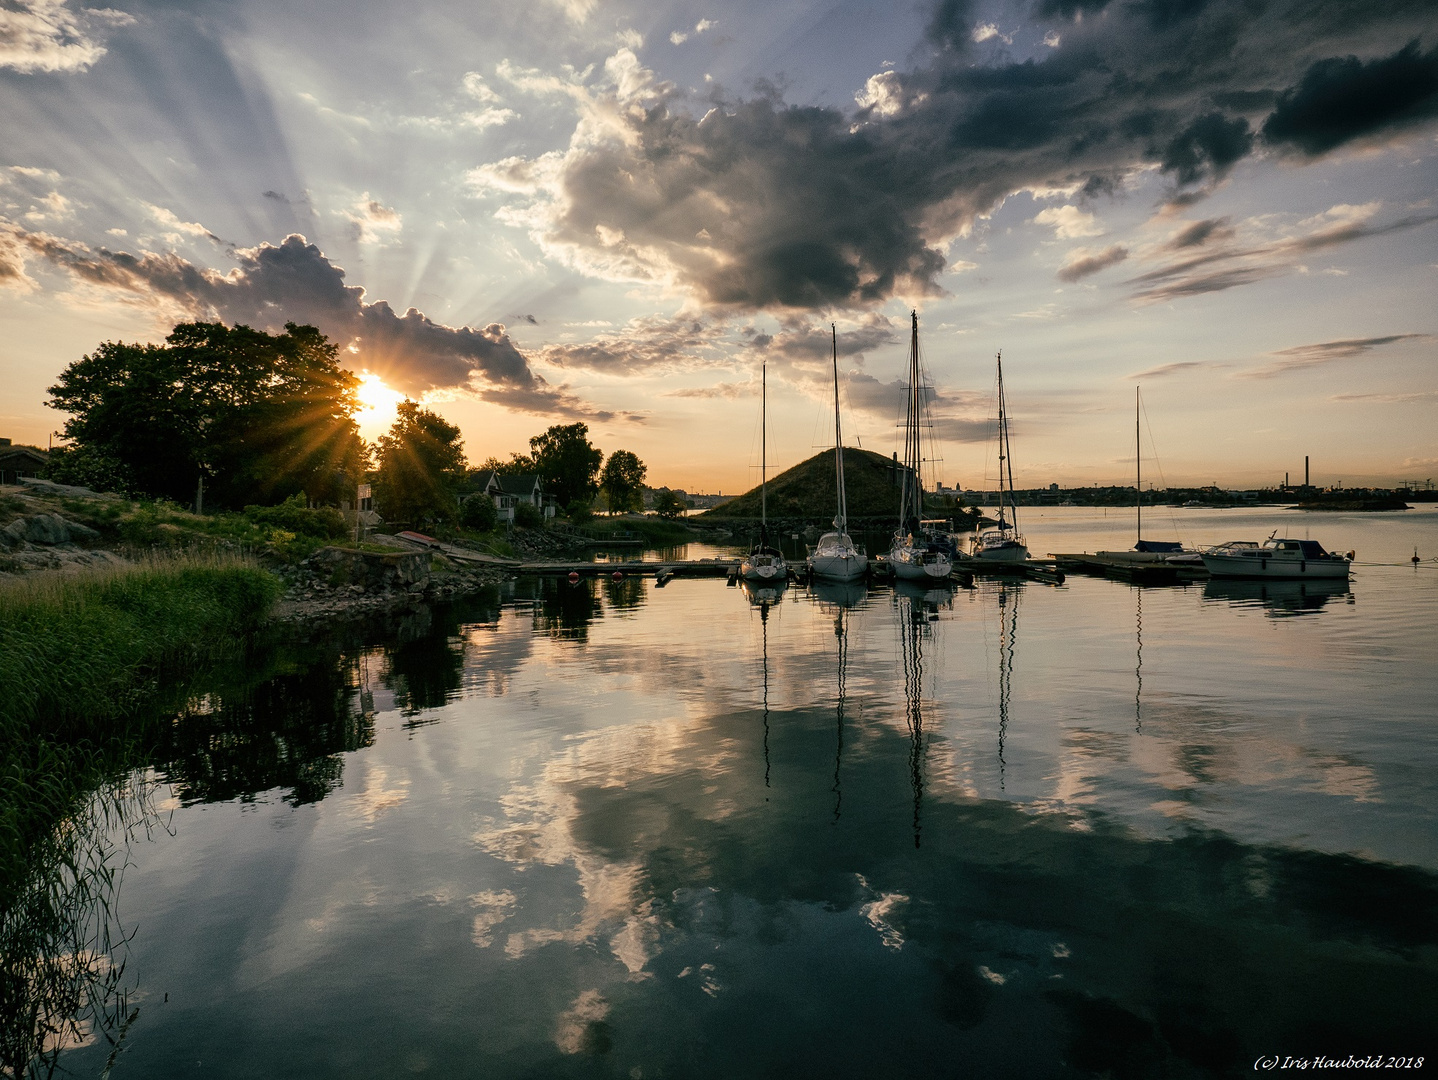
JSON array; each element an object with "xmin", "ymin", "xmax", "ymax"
[
  {"xmin": 991, "ymin": 581, "xmax": 1021, "ymax": 790},
  {"xmin": 809, "ymin": 578, "xmax": 868, "ymax": 611},
  {"xmin": 1202, "ymin": 576, "xmax": 1353, "ymax": 616},
  {"xmin": 895, "ymin": 590, "xmax": 934, "ymax": 848}
]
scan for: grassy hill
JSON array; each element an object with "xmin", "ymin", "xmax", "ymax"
[{"xmin": 702, "ymin": 448, "xmax": 973, "ymax": 524}]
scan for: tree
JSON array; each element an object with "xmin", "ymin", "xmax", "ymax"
[
  {"xmin": 475, "ymin": 452, "xmax": 535, "ymax": 475},
  {"xmin": 528, "ymin": 423, "xmax": 602, "ymax": 508},
  {"xmin": 373, "ymin": 400, "xmax": 468, "ymax": 524},
  {"xmin": 458, "ymin": 494, "xmax": 498, "ymax": 531},
  {"xmin": 600, "ymin": 450, "xmax": 647, "ymax": 514},
  {"xmin": 653, "ymin": 489, "xmax": 689, "ymax": 519},
  {"xmin": 46, "ymin": 321, "xmax": 365, "ymax": 507}
]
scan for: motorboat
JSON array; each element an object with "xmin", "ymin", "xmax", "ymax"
[
  {"xmin": 969, "ymin": 350, "xmax": 1028, "ymax": 562},
  {"xmin": 888, "ymin": 311, "xmax": 954, "ymax": 582},
  {"xmin": 1200, "ymin": 536, "xmax": 1352, "ymax": 579},
  {"xmin": 808, "ymin": 325, "xmax": 869, "ymax": 582}
]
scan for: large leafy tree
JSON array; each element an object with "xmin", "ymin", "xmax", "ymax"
[
  {"xmin": 46, "ymin": 322, "xmax": 365, "ymax": 507},
  {"xmin": 528, "ymin": 423, "xmax": 602, "ymax": 508},
  {"xmin": 373, "ymin": 400, "xmax": 468, "ymax": 524},
  {"xmin": 599, "ymin": 450, "xmax": 647, "ymax": 514}
]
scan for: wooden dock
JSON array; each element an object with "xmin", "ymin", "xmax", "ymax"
[{"xmin": 1052, "ymin": 553, "xmax": 1206, "ymax": 584}]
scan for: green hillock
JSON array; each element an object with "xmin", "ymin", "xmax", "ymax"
[{"xmin": 702, "ymin": 448, "xmax": 972, "ymax": 523}]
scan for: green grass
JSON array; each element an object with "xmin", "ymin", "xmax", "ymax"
[
  {"xmin": 0, "ymin": 552, "xmax": 281, "ymax": 732},
  {"xmin": 0, "ymin": 553, "xmax": 282, "ymax": 909}
]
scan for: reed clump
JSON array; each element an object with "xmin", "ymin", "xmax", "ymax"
[{"xmin": 0, "ymin": 551, "xmax": 282, "ymax": 733}]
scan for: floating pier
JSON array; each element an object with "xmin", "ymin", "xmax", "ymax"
[{"xmin": 1052, "ymin": 553, "xmax": 1206, "ymax": 584}]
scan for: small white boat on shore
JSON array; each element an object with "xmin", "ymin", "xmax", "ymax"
[{"xmin": 1200, "ymin": 537, "xmax": 1352, "ymax": 579}]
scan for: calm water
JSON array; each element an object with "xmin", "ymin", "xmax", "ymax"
[{"xmin": 43, "ymin": 509, "xmax": 1438, "ymax": 1076}]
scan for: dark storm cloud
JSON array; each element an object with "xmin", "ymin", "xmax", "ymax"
[
  {"xmin": 1262, "ymin": 41, "xmax": 1438, "ymax": 155},
  {"xmin": 486, "ymin": 0, "xmax": 1436, "ymax": 312},
  {"xmin": 5, "ymin": 225, "xmax": 608, "ymax": 417}
]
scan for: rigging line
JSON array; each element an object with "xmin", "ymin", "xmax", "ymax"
[{"xmin": 1139, "ymin": 392, "xmax": 1183, "ymax": 542}]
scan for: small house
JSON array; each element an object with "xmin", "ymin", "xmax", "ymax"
[
  {"xmin": 0, "ymin": 442, "xmax": 48, "ymax": 486},
  {"xmin": 474, "ymin": 471, "xmax": 556, "ymax": 523}
]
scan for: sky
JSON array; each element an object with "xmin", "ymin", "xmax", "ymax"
[{"xmin": 1, "ymin": 0, "xmax": 1436, "ymax": 492}]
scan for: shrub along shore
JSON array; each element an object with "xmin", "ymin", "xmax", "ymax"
[{"xmin": 0, "ymin": 553, "xmax": 281, "ymax": 900}]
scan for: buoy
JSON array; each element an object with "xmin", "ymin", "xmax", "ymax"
[
  {"xmin": 568, "ymin": 571, "xmax": 580, "ymax": 583},
  {"xmin": 1414, "ymin": 548, "xmax": 1422, "ymax": 565},
  {"xmin": 612, "ymin": 570, "xmax": 623, "ymax": 581}
]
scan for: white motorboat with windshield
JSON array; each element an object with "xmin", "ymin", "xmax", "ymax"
[
  {"xmin": 1200, "ymin": 536, "xmax": 1352, "ymax": 579},
  {"xmin": 887, "ymin": 311, "xmax": 953, "ymax": 582},
  {"xmin": 808, "ymin": 324, "xmax": 868, "ymax": 582},
  {"xmin": 970, "ymin": 350, "xmax": 1028, "ymax": 562},
  {"xmin": 741, "ymin": 359, "xmax": 788, "ymax": 584}
]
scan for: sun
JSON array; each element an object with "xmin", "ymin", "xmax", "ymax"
[{"xmin": 354, "ymin": 372, "xmax": 403, "ymax": 433}]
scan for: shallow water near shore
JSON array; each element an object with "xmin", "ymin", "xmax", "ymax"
[{"xmin": 39, "ymin": 508, "xmax": 1438, "ymax": 1077}]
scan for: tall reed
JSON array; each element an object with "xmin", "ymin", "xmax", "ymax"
[
  {"xmin": 0, "ymin": 552, "xmax": 281, "ymax": 733},
  {"xmin": 0, "ymin": 553, "xmax": 282, "ymax": 903}
]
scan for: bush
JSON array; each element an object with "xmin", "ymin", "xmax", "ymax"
[
  {"xmin": 459, "ymin": 495, "xmax": 497, "ymax": 531},
  {"xmin": 243, "ymin": 494, "xmax": 348, "ymax": 540},
  {"xmin": 565, "ymin": 499, "xmax": 593, "ymax": 525},
  {"xmin": 653, "ymin": 490, "xmax": 689, "ymax": 519},
  {"xmin": 514, "ymin": 502, "xmax": 543, "ymax": 528}
]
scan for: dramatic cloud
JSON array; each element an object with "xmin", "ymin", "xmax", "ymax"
[
  {"xmin": 1243, "ymin": 333, "xmax": 1433, "ymax": 378},
  {"xmin": 1057, "ymin": 244, "xmax": 1128, "ymax": 282},
  {"xmin": 0, "ymin": 0, "xmax": 133, "ymax": 73},
  {"xmin": 469, "ymin": 0, "xmax": 1437, "ymax": 313},
  {"xmin": 2, "ymin": 225, "xmax": 612, "ymax": 417},
  {"xmin": 1127, "ymin": 203, "xmax": 1438, "ymax": 302},
  {"xmin": 1263, "ymin": 41, "xmax": 1438, "ymax": 155}
]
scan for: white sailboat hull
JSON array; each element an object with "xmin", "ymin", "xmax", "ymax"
[
  {"xmin": 808, "ymin": 531, "xmax": 868, "ymax": 581},
  {"xmin": 741, "ymin": 555, "xmax": 788, "ymax": 582},
  {"xmin": 889, "ymin": 544, "xmax": 953, "ymax": 580},
  {"xmin": 808, "ymin": 551, "xmax": 868, "ymax": 581}
]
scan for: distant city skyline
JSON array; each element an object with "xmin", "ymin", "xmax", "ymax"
[{"xmin": 2, "ymin": 0, "xmax": 1435, "ymax": 493}]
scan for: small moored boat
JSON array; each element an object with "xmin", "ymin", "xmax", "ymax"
[{"xmin": 808, "ymin": 325, "xmax": 868, "ymax": 582}]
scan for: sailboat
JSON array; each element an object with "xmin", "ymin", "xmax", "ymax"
[
  {"xmin": 741, "ymin": 360, "xmax": 788, "ymax": 583},
  {"xmin": 969, "ymin": 351, "xmax": 1028, "ymax": 561},
  {"xmin": 888, "ymin": 312, "xmax": 954, "ymax": 581},
  {"xmin": 808, "ymin": 325, "xmax": 869, "ymax": 582},
  {"xmin": 1097, "ymin": 387, "xmax": 1188, "ymax": 564}
]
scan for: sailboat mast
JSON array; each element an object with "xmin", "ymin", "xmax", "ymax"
[
  {"xmin": 761, "ymin": 360, "xmax": 768, "ymax": 544},
  {"xmin": 1136, "ymin": 386, "xmax": 1142, "ymax": 545},
  {"xmin": 996, "ymin": 352, "xmax": 1007, "ymax": 530},
  {"xmin": 996, "ymin": 352, "xmax": 1020, "ymax": 537},
  {"xmin": 907, "ymin": 311, "xmax": 922, "ymax": 527},
  {"xmin": 832, "ymin": 324, "xmax": 846, "ymax": 532}
]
